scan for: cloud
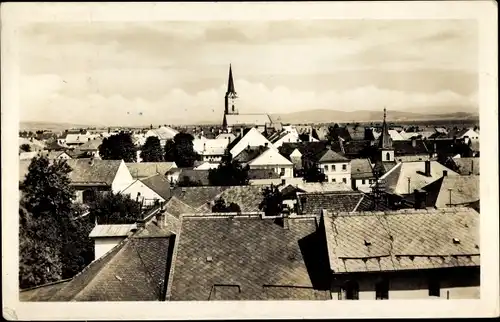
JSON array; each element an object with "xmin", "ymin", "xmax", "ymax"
[
  {"xmin": 21, "ymin": 74, "xmax": 477, "ymax": 126},
  {"xmin": 18, "ymin": 20, "xmax": 478, "ymax": 124}
]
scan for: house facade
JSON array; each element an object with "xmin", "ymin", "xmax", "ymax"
[
  {"xmin": 247, "ymin": 147, "xmax": 294, "ymax": 178},
  {"xmin": 322, "ymin": 207, "xmax": 480, "ymax": 300},
  {"xmin": 318, "ymin": 149, "xmax": 351, "ymax": 184}
]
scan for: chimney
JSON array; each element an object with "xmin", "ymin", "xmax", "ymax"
[
  {"xmin": 282, "ymin": 214, "xmax": 289, "ymax": 230},
  {"xmin": 411, "ymin": 138, "xmax": 417, "ymax": 147},
  {"xmin": 264, "ymin": 142, "xmax": 268, "ymax": 148},
  {"xmin": 443, "ymin": 170, "xmax": 448, "ymax": 177},
  {"xmin": 155, "ymin": 211, "xmax": 165, "ymax": 229},
  {"xmin": 424, "ymin": 160, "xmax": 431, "ymax": 176},
  {"xmin": 136, "ymin": 219, "xmax": 146, "ymax": 229},
  {"xmin": 414, "ymin": 189, "xmax": 427, "ymax": 209}
]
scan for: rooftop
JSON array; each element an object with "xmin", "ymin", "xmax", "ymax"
[
  {"xmin": 126, "ymin": 162, "xmax": 177, "ymax": 179},
  {"xmin": 20, "ymin": 222, "xmax": 175, "ymax": 301},
  {"xmin": 89, "ymin": 224, "xmax": 137, "ymax": 238},
  {"xmin": 167, "ymin": 214, "xmax": 331, "ymax": 301},
  {"xmin": 350, "ymin": 158, "xmax": 374, "ymax": 179},
  {"xmin": 323, "ymin": 207, "xmax": 480, "ymax": 273},
  {"xmin": 423, "ymin": 175, "xmax": 479, "ymax": 208}
]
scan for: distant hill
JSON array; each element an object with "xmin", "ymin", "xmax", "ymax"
[
  {"xmin": 271, "ymin": 108, "xmax": 479, "ymax": 124},
  {"xmin": 20, "ymin": 107, "xmax": 478, "ymax": 130}
]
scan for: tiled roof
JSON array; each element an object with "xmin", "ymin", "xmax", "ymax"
[
  {"xmin": 126, "ymin": 162, "xmax": 177, "ymax": 179},
  {"xmin": 350, "ymin": 158, "xmax": 374, "ymax": 179},
  {"xmin": 79, "ymin": 138, "xmax": 103, "ymax": 151},
  {"xmin": 19, "ymin": 159, "xmax": 122, "ymax": 185},
  {"xmin": 66, "ymin": 159, "xmax": 122, "ymax": 185},
  {"xmin": 164, "ymin": 196, "xmax": 198, "ymax": 218},
  {"xmin": 234, "ymin": 146, "xmax": 268, "ymax": 164},
  {"xmin": 381, "ymin": 161, "xmax": 459, "ymax": 195},
  {"xmin": 393, "ymin": 140, "xmax": 429, "ymax": 156},
  {"xmin": 20, "ymin": 280, "xmax": 71, "ymax": 302},
  {"xmin": 323, "ymin": 207, "xmax": 480, "ymax": 273},
  {"xmin": 23, "ymin": 223, "xmax": 175, "ymax": 301},
  {"xmin": 298, "ymin": 192, "xmax": 390, "ymax": 215},
  {"xmin": 319, "ymin": 149, "xmax": 349, "ymax": 163},
  {"xmin": 171, "ymin": 186, "xmax": 230, "ymax": 210},
  {"xmin": 423, "ymin": 175, "xmax": 479, "ymax": 208},
  {"xmin": 177, "ymin": 169, "xmax": 210, "ymax": 186},
  {"xmin": 148, "ymin": 126, "xmax": 178, "ymax": 140},
  {"xmin": 89, "ymin": 224, "xmax": 137, "ymax": 238},
  {"xmin": 280, "ymin": 182, "xmax": 353, "ymax": 194},
  {"xmin": 226, "ymin": 114, "xmax": 272, "ymax": 126},
  {"xmin": 211, "ymin": 185, "xmax": 266, "ymax": 213},
  {"xmin": 167, "ymin": 215, "xmax": 330, "ymax": 300},
  {"xmin": 141, "ymin": 174, "xmax": 172, "ymax": 200},
  {"xmin": 452, "ymin": 157, "xmax": 480, "ymax": 175},
  {"xmin": 346, "ymin": 126, "xmax": 366, "ymax": 141},
  {"xmin": 279, "ymin": 141, "xmax": 329, "ymax": 161}
]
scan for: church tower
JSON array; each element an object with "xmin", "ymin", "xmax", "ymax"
[
  {"xmin": 224, "ymin": 64, "xmax": 238, "ymax": 115},
  {"xmin": 378, "ymin": 107, "xmax": 394, "ymax": 162}
]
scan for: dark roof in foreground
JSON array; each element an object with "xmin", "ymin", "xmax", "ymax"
[
  {"xmin": 20, "ymin": 221, "xmax": 175, "ymax": 302},
  {"xmin": 298, "ymin": 191, "xmax": 391, "ymax": 216},
  {"xmin": 323, "ymin": 207, "xmax": 480, "ymax": 273},
  {"xmin": 167, "ymin": 214, "xmax": 331, "ymax": 301}
]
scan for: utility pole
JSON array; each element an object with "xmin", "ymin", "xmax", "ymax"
[{"xmin": 407, "ymin": 177, "xmax": 411, "ymax": 194}]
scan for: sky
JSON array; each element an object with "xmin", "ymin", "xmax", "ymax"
[{"xmin": 19, "ymin": 19, "xmax": 478, "ymax": 126}]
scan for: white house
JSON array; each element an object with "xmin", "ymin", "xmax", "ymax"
[
  {"xmin": 449, "ymin": 128, "xmax": 479, "ymax": 144},
  {"xmin": 350, "ymin": 158, "xmax": 375, "ymax": 192},
  {"xmin": 246, "ymin": 147, "xmax": 294, "ymax": 178},
  {"xmin": 89, "ymin": 224, "xmax": 137, "ymax": 261},
  {"xmin": 318, "ymin": 149, "xmax": 351, "ymax": 184},
  {"xmin": 145, "ymin": 126, "xmax": 178, "ymax": 146},
  {"xmin": 230, "ymin": 127, "xmax": 273, "ymax": 158},
  {"xmin": 121, "ymin": 174, "xmax": 171, "ymax": 207},
  {"xmin": 193, "ymin": 137, "xmax": 229, "ymax": 162}
]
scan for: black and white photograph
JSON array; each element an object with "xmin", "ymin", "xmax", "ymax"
[{"xmin": 2, "ymin": 1, "xmax": 498, "ymax": 320}]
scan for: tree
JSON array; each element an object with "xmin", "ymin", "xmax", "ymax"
[
  {"xmin": 20, "ymin": 144, "xmax": 31, "ymax": 152},
  {"xmin": 208, "ymin": 151, "xmax": 249, "ymax": 186},
  {"xmin": 140, "ymin": 136, "xmax": 164, "ymax": 162},
  {"xmin": 88, "ymin": 191, "xmax": 142, "ymax": 225},
  {"xmin": 178, "ymin": 175, "xmax": 204, "ymax": 187},
  {"xmin": 99, "ymin": 132, "xmax": 136, "ymax": 162},
  {"xmin": 259, "ymin": 185, "xmax": 284, "ymax": 217},
  {"xmin": 211, "ymin": 197, "xmax": 241, "ymax": 213},
  {"xmin": 303, "ymin": 164, "xmax": 326, "ymax": 183},
  {"xmin": 163, "ymin": 133, "xmax": 200, "ymax": 167},
  {"xmin": 19, "ymin": 157, "xmax": 77, "ymax": 288}
]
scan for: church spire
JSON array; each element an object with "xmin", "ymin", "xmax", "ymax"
[
  {"xmin": 227, "ymin": 64, "xmax": 236, "ymax": 94},
  {"xmin": 378, "ymin": 107, "xmax": 393, "ymax": 150}
]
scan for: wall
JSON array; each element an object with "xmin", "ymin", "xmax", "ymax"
[
  {"xmin": 202, "ymin": 155, "xmax": 222, "ymax": 162},
  {"xmin": 111, "ymin": 161, "xmax": 135, "ymax": 194},
  {"xmin": 331, "ymin": 267, "xmax": 480, "ymax": 300},
  {"xmin": 249, "ymin": 164, "xmax": 294, "ymax": 178},
  {"xmin": 352, "ymin": 178, "xmax": 375, "ymax": 192},
  {"xmin": 94, "ymin": 237, "xmax": 127, "ymax": 261},
  {"xmin": 249, "ymin": 177, "xmax": 304, "ymax": 186},
  {"xmin": 320, "ymin": 162, "xmax": 351, "ymax": 184}
]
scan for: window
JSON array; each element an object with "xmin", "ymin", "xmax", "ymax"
[
  {"xmin": 332, "ymin": 178, "xmax": 336, "ymax": 183},
  {"xmin": 332, "ymin": 165, "xmax": 336, "ymax": 172},
  {"xmin": 386, "ymin": 152, "xmax": 391, "ymax": 161},
  {"xmin": 323, "ymin": 165, "xmax": 328, "ymax": 172},
  {"xmin": 342, "ymin": 164, "xmax": 347, "ymax": 171},
  {"xmin": 342, "ymin": 178, "xmax": 347, "ymax": 183},
  {"xmin": 344, "ymin": 280, "xmax": 359, "ymax": 300},
  {"xmin": 362, "ymin": 179, "xmax": 366, "ymax": 185},
  {"xmin": 428, "ymin": 277, "xmax": 440, "ymax": 297},
  {"xmin": 375, "ymin": 279, "xmax": 389, "ymax": 300},
  {"xmin": 280, "ymin": 168, "xmax": 285, "ymax": 176}
]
